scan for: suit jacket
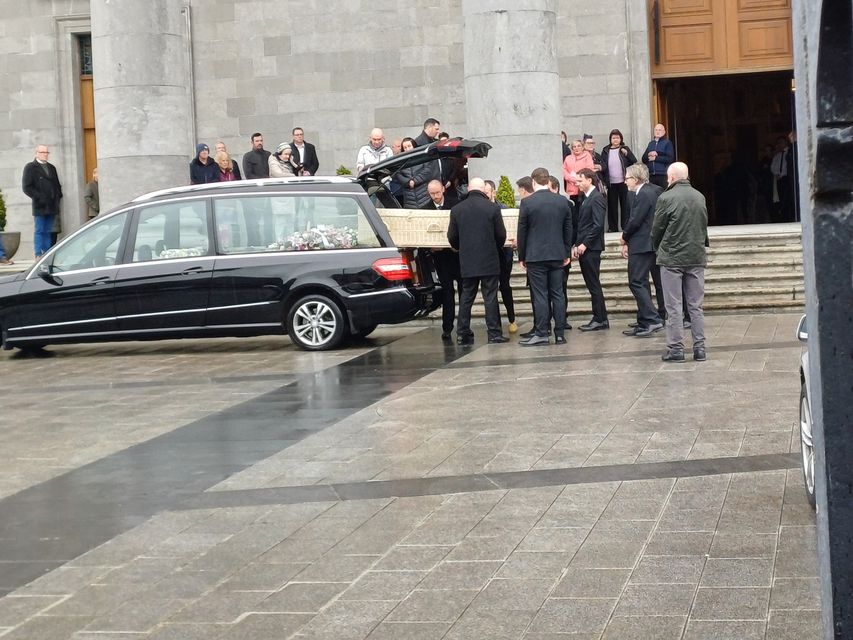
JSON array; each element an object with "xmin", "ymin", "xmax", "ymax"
[
  {"xmin": 622, "ymin": 183, "xmax": 662, "ymax": 254},
  {"xmin": 516, "ymin": 189, "xmax": 573, "ymax": 263},
  {"xmin": 22, "ymin": 160, "xmax": 63, "ymax": 216},
  {"xmin": 290, "ymin": 142, "xmax": 319, "ymax": 175},
  {"xmin": 419, "ymin": 196, "xmax": 455, "ymax": 211},
  {"xmin": 447, "ymin": 191, "xmax": 506, "ymax": 278},
  {"xmin": 576, "ymin": 188, "xmax": 606, "ymax": 251}
]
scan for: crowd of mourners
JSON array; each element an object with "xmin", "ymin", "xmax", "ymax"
[{"xmin": 185, "ymin": 117, "xmax": 710, "ymax": 363}]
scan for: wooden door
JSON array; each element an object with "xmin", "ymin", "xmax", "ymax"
[
  {"xmin": 80, "ymin": 76, "xmax": 97, "ymax": 182},
  {"xmin": 651, "ymin": 0, "xmax": 793, "ymax": 77}
]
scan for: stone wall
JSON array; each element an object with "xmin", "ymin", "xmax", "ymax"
[{"xmin": 0, "ymin": 0, "xmax": 649, "ymax": 254}]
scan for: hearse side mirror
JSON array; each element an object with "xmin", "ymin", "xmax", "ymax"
[{"xmin": 36, "ymin": 262, "xmax": 62, "ymax": 286}]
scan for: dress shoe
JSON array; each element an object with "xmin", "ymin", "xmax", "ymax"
[
  {"xmin": 579, "ymin": 320, "xmax": 609, "ymax": 332},
  {"xmin": 554, "ymin": 335, "xmax": 567, "ymax": 345},
  {"xmin": 693, "ymin": 347, "xmax": 707, "ymax": 361},
  {"xmin": 457, "ymin": 336, "xmax": 474, "ymax": 346},
  {"xmin": 622, "ymin": 327, "xmax": 641, "ymax": 336},
  {"xmin": 635, "ymin": 323, "xmax": 664, "ymax": 338},
  {"xmin": 661, "ymin": 348, "xmax": 685, "ymax": 362},
  {"xmin": 566, "ymin": 322, "xmax": 572, "ymax": 330},
  {"xmin": 508, "ymin": 322, "xmax": 518, "ymax": 334},
  {"xmin": 628, "ymin": 321, "xmax": 639, "ymax": 328},
  {"xmin": 441, "ymin": 331, "xmax": 452, "ymax": 341},
  {"xmin": 488, "ymin": 335, "xmax": 509, "ymax": 344},
  {"xmin": 519, "ymin": 335, "xmax": 550, "ymax": 346}
]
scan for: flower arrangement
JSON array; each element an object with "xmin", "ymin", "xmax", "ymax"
[
  {"xmin": 158, "ymin": 247, "xmax": 206, "ymax": 259},
  {"xmin": 268, "ymin": 225, "xmax": 358, "ymax": 251}
]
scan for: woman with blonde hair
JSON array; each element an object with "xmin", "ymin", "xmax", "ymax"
[{"xmin": 215, "ymin": 151, "xmax": 241, "ymax": 181}]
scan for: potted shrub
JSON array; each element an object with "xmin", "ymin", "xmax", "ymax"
[
  {"xmin": 0, "ymin": 188, "xmax": 21, "ymax": 262},
  {"xmin": 496, "ymin": 175, "xmax": 517, "ymax": 208}
]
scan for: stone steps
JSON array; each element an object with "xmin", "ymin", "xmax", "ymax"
[{"xmin": 459, "ymin": 224, "xmax": 805, "ymax": 319}]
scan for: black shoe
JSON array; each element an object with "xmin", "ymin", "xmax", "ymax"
[
  {"xmin": 628, "ymin": 322, "xmax": 639, "ymax": 328},
  {"xmin": 622, "ymin": 327, "xmax": 641, "ymax": 336},
  {"xmin": 566, "ymin": 322, "xmax": 572, "ymax": 330},
  {"xmin": 661, "ymin": 349, "xmax": 685, "ymax": 362},
  {"xmin": 441, "ymin": 331, "xmax": 452, "ymax": 341},
  {"xmin": 519, "ymin": 335, "xmax": 549, "ymax": 346},
  {"xmin": 457, "ymin": 336, "xmax": 474, "ymax": 346},
  {"xmin": 693, "ymin": 347, "xmax": 707, "ymax": 361},
  {"xmin": 520, "ymin": 329, "xmax": 536, "ymax": 339},
  {"xmin": 635, "ymin": 323, "xmax": 663, "ymax": 338},
  {"xmin": 555, "ymin": 335, "xmax": 567, "ymax": 345},
  {"xmin": 579, "ymin": 320, "xmax": 609, "ymax": 332},
  {"xmin": 488, "ymin": 335, "xmax": 509, "ymax": 344}
]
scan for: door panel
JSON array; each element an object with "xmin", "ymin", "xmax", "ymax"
[
  {"xmin": 651, "ymin": 0, "xmax": 792, "ymax": 77},
  {"xmin": 114, "ymin": 200, "xmax": 214, "ymax": 333}
]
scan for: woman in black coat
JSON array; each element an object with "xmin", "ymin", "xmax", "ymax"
[
  {"xmin": 599, "ymin": 129, "xmax": 637, "ymax": 232},
  {"xmin": 393, "ymin": 137, "xmax": 439, "ymax": 208}
]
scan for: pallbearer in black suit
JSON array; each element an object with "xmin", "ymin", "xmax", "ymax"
[
  {"xmin": 422, "ymin": 180, "xmax": 461, "ymax": 341},
  {"xmin": 574, "ymin": 168, "xmax": 609, "ymax": 331},
  {"xmin": 621, "ymin": 163, "xmax": 664, "ymax": 337},
  {"xmin": 516, "ymin": 168, "xmax": 573, "ymax": 346},
  {"xmin": 447, "ymin": 178, "xmax": 508, "ymax": 345}
]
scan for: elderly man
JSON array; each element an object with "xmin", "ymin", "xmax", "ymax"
[
  {"xmin": 447, "ymin": 178, "xmax": 508, "ymax": 345},
  {"xmin": 652, "ymin": 161, "xmax": 709, "ymax": 362},
  {"xmin": 621, "ymin": 163, "xmax": 663, "ymax": 336},
  {"xmin": 22, "ymin": 144, "xmax": 63, "ymax": 257},
  {"xmin": 355, "ymin": 128, "xmax": 392, "ymax": 173},
  {"xmin": 641, "ymin": 123, "xmax": 674, "ymax": 189}
]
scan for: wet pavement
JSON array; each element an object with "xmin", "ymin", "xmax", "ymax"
[{"xmin": 0, "ymin": 314, "xmax": 820, "ymax": 639}]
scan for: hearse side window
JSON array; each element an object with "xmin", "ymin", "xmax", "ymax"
[
  {"xmin": 51, "ymin": 211, "xmax": 129, "ymax": 272},
  {"xmin": 212, "ymin": 195, "xmax": 381, "ymax": 254},
  {"xmin": 132, "ymin": 200, "xmax": 209, "ymax": 262}
]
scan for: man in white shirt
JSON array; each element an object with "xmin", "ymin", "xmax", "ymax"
[{"xmin": 355, "ymin": 128, "xmax": 392, "ymax": 173}]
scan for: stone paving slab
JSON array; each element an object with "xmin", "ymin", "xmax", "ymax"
[{"xmin": 0, "ymin": 313, "xmax": 821, "ymax": 638}]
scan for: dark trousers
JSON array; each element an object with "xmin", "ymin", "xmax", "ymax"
[
  {"xmin": 650, "ymin": 263, "xmax": 666, "ymax": 319},
  {"xmin": 649, "ymin": 173, "xmax": 668, "ymax": 189},
  {"xmin": 498, "ymin": 247, "xmax": 516, "ymax": 323},
  {"xmin": 433, "ymin": 250, "xmax": 461, "ymax": 334},
  {"xmin": 579, "ymin": 250, "xmax": 607, "ymax": 322},
  {"xmin": 457, "ymin": 275, "xmax": 501, "ymax": 339},
  {"xmin": 527, "ymin": 260, "xmax": 567, "ymax": 337},
  {"xmin": 607, "ymin": 182, "xmax": 629, "ymax": 232},
  {"xmin": 628, "ymin": 252, "xmax": 662, "ymax": 328}
]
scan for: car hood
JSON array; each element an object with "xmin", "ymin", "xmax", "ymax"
[
  {"xmin": 356, "ymin": 138, "xmax": 492, "ymax": 184},
  {"xmin": 0, "ymin": 272, "xmax": 24, "ymax": 286}
]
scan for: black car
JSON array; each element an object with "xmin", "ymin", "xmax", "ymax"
[{"xmin": 0, "ymin": 139, "xmax": 491, "ymax": 352}]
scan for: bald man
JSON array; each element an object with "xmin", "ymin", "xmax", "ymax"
[
  {"xmin": 355, "ymin": 128, "xmax": 392, "ymax": 172},
  {"xmin": 642, "ymin": 123, "xmax": 674, "ymax": 189},
  {"xmin": 447, "ymin": 178, "xmax": 508, "ymax": 345},
  {"xmin": 652, "ymin": 161, "xmax": 709, "ymax": 362}
]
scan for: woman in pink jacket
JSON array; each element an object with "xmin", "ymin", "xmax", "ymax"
[{"xmin": 562, "ymin": 139, "xmax": 594, "ymax": 208}]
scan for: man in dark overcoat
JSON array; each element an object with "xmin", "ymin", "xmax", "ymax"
[{"xmin": 447, "ymin": 178, "xmax": 508, "ymax": 345}]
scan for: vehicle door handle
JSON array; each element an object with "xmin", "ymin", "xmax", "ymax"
[
  {"xmin": 181, "ymin": 265, "xmax": 205, "ymax": 275},
  {"xmin": 90, "ymin": 276, "xmax": 111, "ymax": 285}
]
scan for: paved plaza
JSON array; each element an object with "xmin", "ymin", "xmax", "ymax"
[{"xmin": 0, "ymin": 312, "xmax": 820, "ymax": 639}]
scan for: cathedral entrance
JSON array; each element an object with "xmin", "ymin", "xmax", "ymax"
[{"xmin": 654, "ymin": 71, "xmax": 796, "ymax": 225}]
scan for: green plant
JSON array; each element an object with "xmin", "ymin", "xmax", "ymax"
[
  {"xmin": 495, "ymin": 175, "xmax": 516, "ymax": 208},
  {"xmin": 336, "ymin": 165, "xmax": 353, "ymax": 176},
  {"xmin": 0, "ymin": 188, "xmax": 6, "ymax": 232}
]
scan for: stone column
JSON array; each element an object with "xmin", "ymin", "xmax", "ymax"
[
  {"xmin": 91, "ymin": 0, "xmax": 192, "ymax": 210},
  {"xmin": 462, "ymin": 0, "xmax": 562, "ymax": 193}
]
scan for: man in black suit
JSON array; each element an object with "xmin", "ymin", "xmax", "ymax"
[
  {"xmin": 574, "ymin": 168, "xmax": 609, "ymax": 331},
  {"xmin": 621, "ymin": 164, "xmax": 664, "ymax": 337},
  {"xmin": 447, "ymin": 178, "xmax": 508, "ymax": 345},
  {"xmin": 422, "ymin": 180, "xmax": 461, "ymax": 341},
  {"xmin": 415, "ymin": 117, "xmax": 441, "ymax": 147},
  {"xmin": 289, "ymin": 127, "xmax": 319, "ymax": 175},
  {"xmin": 516, "ymin": 168, "xmax": 573, "ymax": 346}
]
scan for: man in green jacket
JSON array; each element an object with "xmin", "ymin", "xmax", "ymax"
[{"xmin": 652, "ymin": 162, "xmax": 710, "ymax": 362}]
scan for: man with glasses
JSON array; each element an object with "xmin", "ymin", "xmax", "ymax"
[{"xmin": 22, "ymin": 144, "xmax": 63, "ymax": 258}]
